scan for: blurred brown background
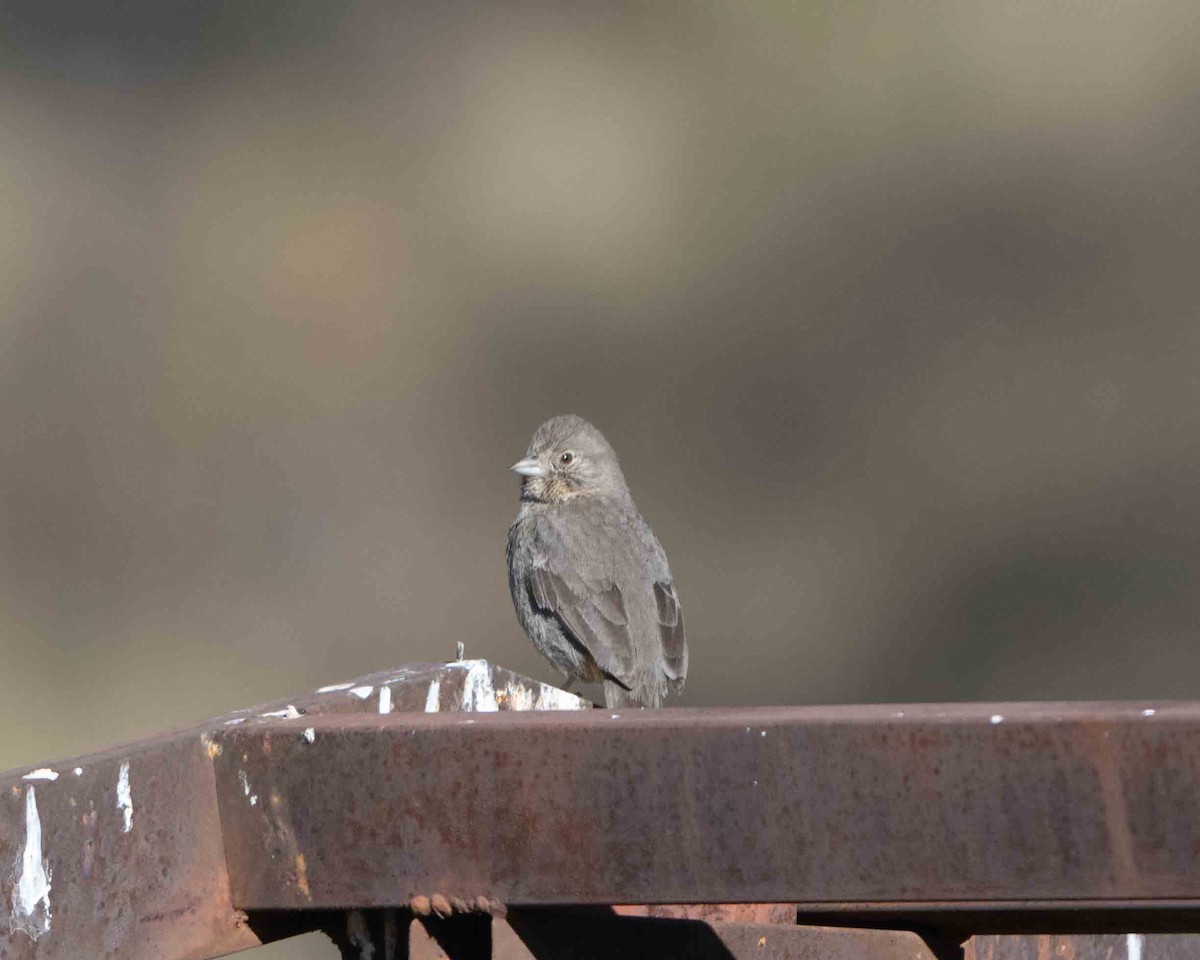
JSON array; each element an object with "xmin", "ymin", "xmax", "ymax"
[{"xmin": 2, "ymin": 2, "xmax": 1200, "ymax": 954}]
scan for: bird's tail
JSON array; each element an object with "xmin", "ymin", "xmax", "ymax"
[{"xmin": 603, "ymin": 677, "xmax": 664, "ymax": 709}]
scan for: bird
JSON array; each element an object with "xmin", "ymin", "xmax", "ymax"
[{"xmin": 506, "ymin": 415, "xmax": 687, "ymax": 707}]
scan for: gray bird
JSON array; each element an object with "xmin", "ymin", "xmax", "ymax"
[{"xmin": 506, "ymin": 415, "xmax": 687, "ymax": 707}]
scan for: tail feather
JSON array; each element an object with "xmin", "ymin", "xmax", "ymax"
[{"xmin": 603, "ymin": 677, "xmax": 664, "ymax": 709}]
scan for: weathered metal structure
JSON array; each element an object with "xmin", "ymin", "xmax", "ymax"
[{"xmin": 1, "ymin": 660, "xmax": 1197, "ymax": 959}]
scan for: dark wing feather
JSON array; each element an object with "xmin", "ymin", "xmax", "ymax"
[
  {"xmin": 529, "ymin": 566, "xmax": 634, "ymax": 688},
  {"xmin": 654, "ymin": 580, "xmax": 688, "ymax": 685}
]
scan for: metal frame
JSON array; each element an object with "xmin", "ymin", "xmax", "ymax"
[{"xmin": 1, "ymin": 660, "xmax": 1197, "ymax": 959}]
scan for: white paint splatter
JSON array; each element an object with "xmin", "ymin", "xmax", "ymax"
[
  {"xmin": 317, "ymin": 682, "xmax": 353, "ymax": 693},
  {"xmin": 303, "ymin": 727, "xmax": 316, "ymax": 744},
  {"xmin": 349, "ymin": 686, "xmax": 374, "ymax": 700},
  {"xmin": 11, "ymin": 786, "xmax": 52, "ymax": 939},
  {"xmin": 73, "ymin": 767, "xmax": 83, "ymax": 777},
  {"xmin": 442, "ymin": 660, "xmax": 589, "ymax": 712},
  {"xmin": 1127, "ymin": 933, "xmax": 1143, "ymax": 960},
  {"xmin": 611, "ymin": 714, "xmax": 621, "ymax": 720},
  {"xmin": 527, "ymin": 682, "xmax": 589, "ymax": 711},
  {"xmin": 460, "ymin": 660, "xmax": 499, "ymax": 711},
  {"xmin": 760, "ymin": 730, "xmax": 767, "ymax": 737},
  {"xmin": 378, "ymin": 686, "xmax": 393, "ymax": 714},
  {"xmin": 990, "ymin": 715, "xmax": 1004, "ymax": 725},
  {"xmin": 260, "ymin": 704, "xmax": 302, "ymax": 719},
  {"xmin": 424, "ymin": 679, "xmax": 441, "ymax": 713},
  {"xmin": 237, "ymin": 769, "xmax": 258, "ymax": 806},
  {"xmin": 1142, "ymin": 709, "xmax": 1156, "ymax": 717},
  {"xmin": 892, "ymin": 711, "xmax": 905, "ymax": 719},
  {"xmin": 117, "ymin": 760, "xmax": 133, "ymax": 833},
  {"xmin": 22, "ymin": 769, "xmax": 58, "ymax": 782},
  {"xmin": 224, "ymin": 717, "xmax": 246, "ymax": 725},
  {"xmin": 502, "ymin": 682, "xmax": 537, "ymax": 711}
]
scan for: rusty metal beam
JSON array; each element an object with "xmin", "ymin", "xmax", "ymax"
[
  {"xmin": 966, "ymin": 933, "xmax": 1200, "ymax": 958},
  {"xmin": 5, "ymin": 659, "xmax": 1200, "ymax": 959},
  {"xmin": 214, "ymin": 701, "xmax": 1200, "ymax": 912},
  {"xmin": 0, "ymin": 660, "xmax": 588, "ymax": 960}
]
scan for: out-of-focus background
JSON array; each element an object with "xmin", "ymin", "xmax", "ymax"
[{"xmin": 3, "ymin": 1, "xmax": 1200, "ymax": 954}]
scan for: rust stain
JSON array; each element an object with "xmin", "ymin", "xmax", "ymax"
[
  {"xmin": 1083, "ymin": 723, "xmax": 1139, "ymax": 888},
  {"xmin": 295, "ymin": 851, "xmax": 311, "ymax": 900}
]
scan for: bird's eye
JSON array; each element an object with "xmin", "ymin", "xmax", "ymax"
[{"xmin": 559, "ymin": 451, "xmax": 574, "ymax": 465}]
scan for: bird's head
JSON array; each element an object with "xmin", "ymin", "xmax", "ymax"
[{"xmin": 511, "ymin": 415, "xmax": 629, "ymax": 504}]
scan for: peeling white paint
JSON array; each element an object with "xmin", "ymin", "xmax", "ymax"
[
  {"xmin": 22, "ymin": 769, "xmax": 58, "ymax": 782},
  {"xmin": 349, "ymin": 685, "xmax": 374, "ymax": 700},
  {"xmin": 317, "ymin": 682, "xmax": 353, "ymax": 693},
  {"xmin": 117, "ymin": 760, "xmax": 133, "ymax": 833},
  {"xmin": 378, "ymin": 686, "xmax": 393, "ymax": 714},
  {"xmin": 460, "ymin": 660, "xmax": 499, "ymax": 711},
  {"xmin": 73, "ymin": 768, "xmax": 83, "ymax": 777},
  {"xmin": 1142, "ymin": 708, "xmax": 1156, "ymax": 717},
  {"xmin": 441, "ymin": 660, "xmax": 589, "ymax": 712},
  {"xmin": 1127, "ymin": 933, "xmax": 1143, "ymax": 960},
  {"xmin": 260, "ymin": 704, "xmax": 302, "ymax": 719},
  {"xmin": 537, "ymin": 685, "xmax": 588, "ymax": 710},
  {"xmin": 506, "ymin": 681, "xmax": 589, "ymax": 711},
  {"xmin": 303, "ymin": 727, "xmax": 316, "ymax": 744},
  {"xmin": 11, "ymin": 786, "xmax": 52, "ymax": 939},
  {"xmin": 990, "ymin": 715, "xmax": 1004, "ymax": 725}
]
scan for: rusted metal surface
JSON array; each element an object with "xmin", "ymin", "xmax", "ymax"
[
  {"xmin": 967, "ymin": 933, "xmax": 1200, "ymax": 958},
  {"xmin": 215, "ymin": 700, "xmax": 1200, "ymax": 910},
  {"xmin": 5, "ymin": 661, "xmax": 1200, "ymax": 959},
  {"xmin": 0, "ymin": 731, "xmax": 257, "ymax": 960},
  {"xmin": 231, "ymin": 660, "xmax": 592, "ymax": 721},
  {"xmin": 0, "ymin": 660, "xmax": 587, "ymax": 960},
  {"xmin": 795, "ymin": 901, "xmax": 1200, "ymax": 934},
  {"xmin": 612, "ymin": 903, "xmax": 796, "ymax": 924}
]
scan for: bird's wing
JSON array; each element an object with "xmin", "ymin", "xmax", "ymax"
[
  {"xmin": 528, "ymin": 566, "xmax": 635, "ymax": 689},
  {"xmin": 654, "ymin": 580, "xmax": 688, "ymax": 685}
]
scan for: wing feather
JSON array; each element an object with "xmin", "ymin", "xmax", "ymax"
[
  {"xmin": 654, "ymin": 581, "xmax": 688, "ymax": 684},
  {"xmin": 529, "ymin": 566, "xmax": 634, "ymax": 688}
]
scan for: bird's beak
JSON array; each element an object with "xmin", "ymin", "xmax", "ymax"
[{"xmin": 510, "ymin": 457, "xmax": 544, "ymax": 478}]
